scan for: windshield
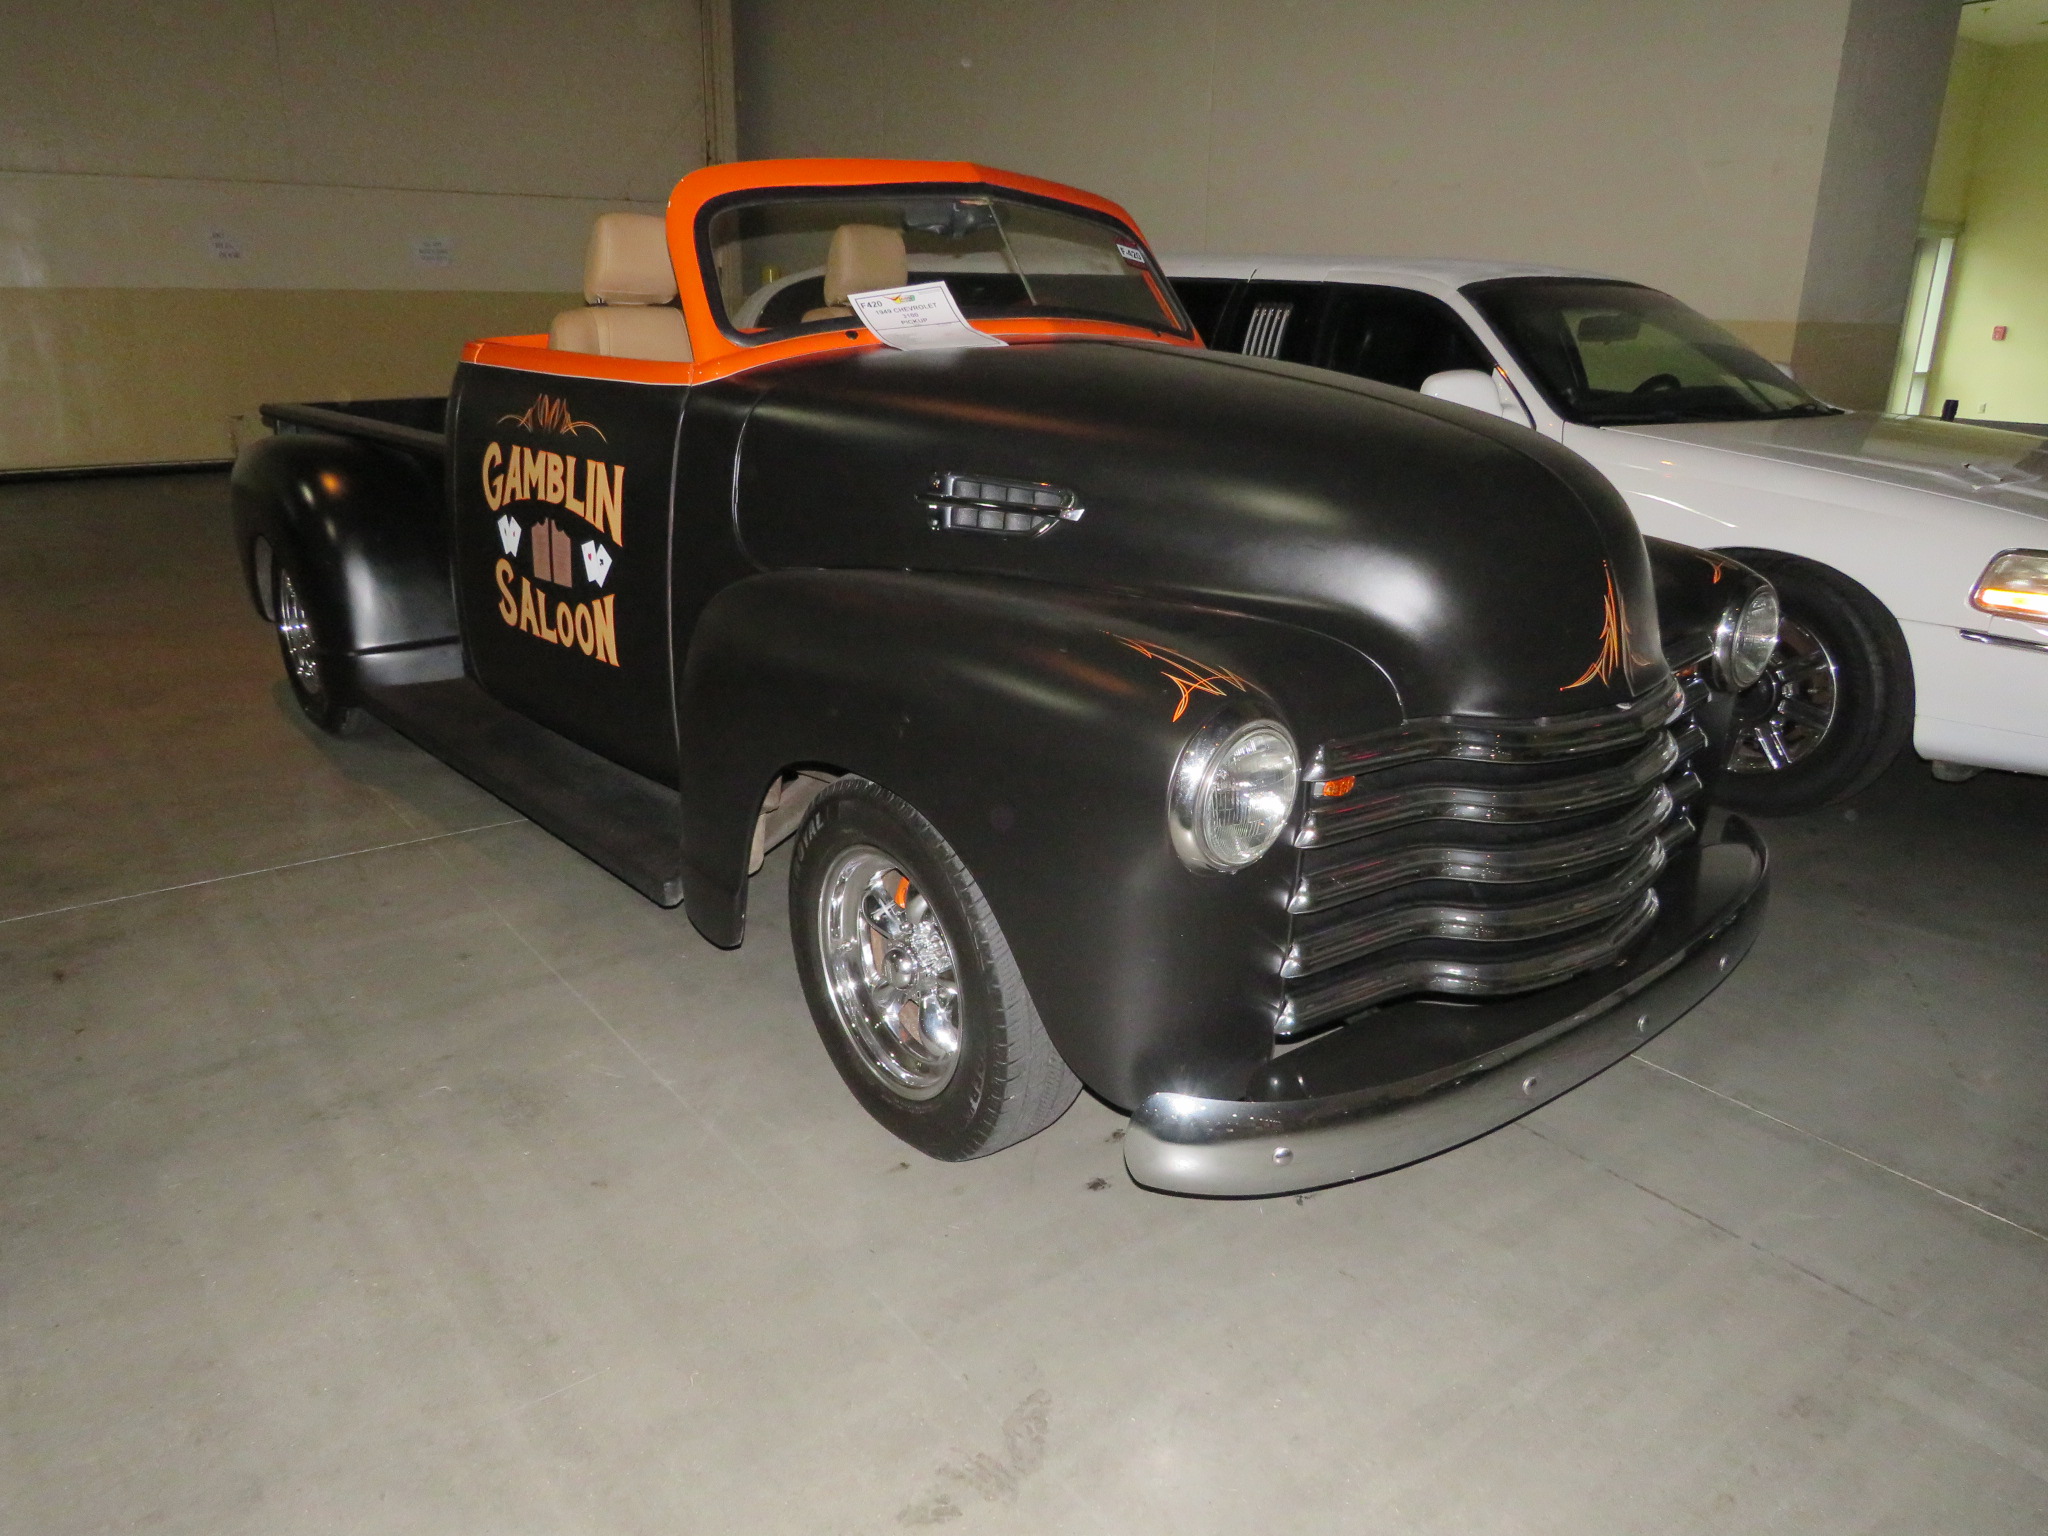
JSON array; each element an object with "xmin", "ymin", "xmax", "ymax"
[
  {"xmin": 1463, "ymin": 277, "xmax": 1835, "ymax": 426},
  {"xmin": 701, "ymin": 187, "xmax": 1189, "ymax": 342}
]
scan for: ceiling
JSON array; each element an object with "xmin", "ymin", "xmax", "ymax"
[{"xmin": 1960, "ymin": 0, "xmax": 2048, "ymax": 47}]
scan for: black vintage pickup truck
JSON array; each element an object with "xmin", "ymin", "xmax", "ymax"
[{"xmin": 232, "ymin": 158, "xmax": 1775, "ymax": 1196}]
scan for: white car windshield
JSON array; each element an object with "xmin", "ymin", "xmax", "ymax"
[
  {"xmin": 1465, "ymin": 277, "xmax": 1836, "ymax": 426},
  {"xmin": 702, "ymin": 188, "xmax": 1189, "ymax": 342}
]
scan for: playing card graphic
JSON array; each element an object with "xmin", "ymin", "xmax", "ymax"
[
  {"xmin": 497, "ymin": 514, "xmax": 521, "ymax": 556},
  {"xmin": 581, "ymin": 541, "xmax": 613, "ymax": 587},
  {"xmin": 531, "ymin": 519, "xmax": 574, "ymax": 586}
]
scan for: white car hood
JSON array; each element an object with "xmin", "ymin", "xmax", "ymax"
[{"xmin": 1609, "ymin": 412, "xmax": 2048, "ymax": 525}]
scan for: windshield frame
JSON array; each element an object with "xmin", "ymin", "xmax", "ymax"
[
  {"xmin": 693, "ymin": 181, "xmax": 1194, "ymax": 348},
  {"xmin": 1462, "ymin": 275, "xmax": 1839, "ymax": 428}
]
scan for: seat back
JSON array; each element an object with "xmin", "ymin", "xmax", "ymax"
[
  {"xmin": 802, "ymin": 223, "xmax": 910, "ymax": 323},
  {"xmin": 549, "ymin": 212, "xmax": 692, "ymax": 361},
  {"xmin": 549, "ymin": 305, "xmax": 694, "ymax": 362}
]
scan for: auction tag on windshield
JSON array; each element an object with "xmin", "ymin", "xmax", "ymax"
[{"xmin": 846, "ymin": 282, "xmax": 1007, "ymax": 350}]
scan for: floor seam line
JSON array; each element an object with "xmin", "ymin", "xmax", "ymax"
[
  {"xmin": 0, "ymin": 817, "xmax": 528, "ymax": 926},
  {"xmin": 1630, "ymin": 1056, "xmax": 2048, "ymax": 1244},
  {"xmin": 1523, "ymin": 1121, "xmax": 1910, "ymax": 1321},
  {"xmin": 444, "ymin": 850, "xmax": 1097, "ymax": 1503}
]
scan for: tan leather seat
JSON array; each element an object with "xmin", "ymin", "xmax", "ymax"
[
  {"xmin": 801, "ymin": 223, "xmax": 909, "ymax": 323},
  {"xmin": 549, "ymin": 212, "xmax": 692, "ymax": 362}
]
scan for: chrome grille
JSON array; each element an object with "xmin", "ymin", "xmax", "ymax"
[
  {"xmin": 1298, "ymin": 727, "xmax": 1702, "ymax": 846},
  {"xmin": 1278, "ymin": 674, "xmax": 1709, "ymax": 1037}
]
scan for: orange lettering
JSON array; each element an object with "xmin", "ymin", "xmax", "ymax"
[
  {"xmin": 588, "ymin": 460, "xmax": 624, "ymax": 545},
  {"xmin": 481, "ymin": 442, "xmax": 505, "ymax": 511},
  {"xmin": 590, "ymin": 594, "xmax": 618, "ymax": 666},
  {"xmin": 563, "ymin": 454, "xmax": 584, "ymax": 514},
  {"xmin": 543, "ymin": 451, "xmax": 565, "ymax": 504},
  {"xmin": 519, "ymin": 575, "xmax": 539, "ymax": 636},
  {"xmin": 495, "ymin": 558, "xmax": 516, "ymax": 624},
  {"xmin": 573, "ymin": 602, "xmax": 594, "ymax": 655}
]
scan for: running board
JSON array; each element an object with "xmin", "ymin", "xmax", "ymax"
[{"xmin": 360, "ymin": 677, "xmax": 686, "ymax": 907}]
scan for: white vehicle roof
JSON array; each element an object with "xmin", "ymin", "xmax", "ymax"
[{"xmin": 1161, "ymin": 254, "xmax": 1615, "ymax": 290}]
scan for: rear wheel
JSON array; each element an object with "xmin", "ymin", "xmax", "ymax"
[
  {"xmin": 273, "ymin": 562, "xmax": 362, "ymax": 735},
  {"xmin": 1718, "ymin": 553, "xmax": 1913, "ymax": 815},
  {"xmin": 789, "ymin": 778, "xmax": 1080, "ymax": 1160}
]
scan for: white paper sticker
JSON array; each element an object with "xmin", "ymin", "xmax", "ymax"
[
  {"xmin": 846, "ymin": 282, "xmax": 1006, "ymax": 350},
  {"xmin": 412, "ymin": 236, "xmax": 455, "ymax": 267},
  {"xmin": 207, "ymin": 230, "xmax": 244, "ymax": 261}
]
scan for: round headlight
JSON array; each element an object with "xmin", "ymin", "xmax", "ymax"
[
  {"xmin": 1169, "ymin": 718, "xmax": 1299, "ymax": 871},
  {"xmin": 1714, "ymin": 582, "xmax": 1780, "ymax": 691}
]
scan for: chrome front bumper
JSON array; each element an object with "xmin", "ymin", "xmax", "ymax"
[{"xmin": 1124, "ymin": 821, "xmax": 1768, "ymax": 1197}]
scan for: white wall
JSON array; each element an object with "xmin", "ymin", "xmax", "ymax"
[{"xmin": 737, "ymin": 0, "xmax": 1959, "ymax": 404}]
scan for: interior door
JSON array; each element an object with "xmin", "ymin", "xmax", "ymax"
[{"xmin": 1207, "ymin": 280, "xmax": 1332, "ymax": 364}]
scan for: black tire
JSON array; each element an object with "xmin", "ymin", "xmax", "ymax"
[
  {"xmin": 272, "ymin": 560, "xmax": 363, "ymax": 736},
  {"xmin": 1717, "ymin": 552, "xmax": 1914, "ymax": 815},
  {"xmin": 789, "ymin": 777, "xmax": 1081, "ymax": 1160}
]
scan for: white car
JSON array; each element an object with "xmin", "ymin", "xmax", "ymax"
[{"xmin": 1167, "ymin": 256, "xmax": 2048, "ymax": 813}]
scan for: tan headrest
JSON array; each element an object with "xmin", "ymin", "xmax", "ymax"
[
  {"xmin": 584, "ymin": 212, "xmax": 676, "ymax": 306},
  {"xmin": 549, "ymin": 305, "xmax": 693, "ymax": 362},
  {"xmin": 823, "ymin": 223, "xmax": 908, "ymax": 305}
]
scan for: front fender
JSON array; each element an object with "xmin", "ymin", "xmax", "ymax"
[
  {"xmin": 1644, "ymin": 537, "xmax": 1774, "ymax": 671},
  {"xmin": 677, "ymin": 569, "xmax": 1402, "ymax": 1106},
  {"xmin": 1643, "ymin": 538, "xmax": 1775, "ymax": 800},
  {"xmin": 229, "ymin": 431, "xmax": 457, "ymax": 679}
]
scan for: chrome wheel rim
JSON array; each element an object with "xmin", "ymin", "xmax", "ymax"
[
  {"xmin": 817, "ymin": 847, "xmax": 962, "ymax": 1100},
  {"xmin": 1729, "ymin": 614, "xmax": 1838, "ymax": 773},
  {"xmin": 277, "ymin": 569, "xmax": 325, "ymax": 699}
]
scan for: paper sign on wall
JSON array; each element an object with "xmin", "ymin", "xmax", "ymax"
[
  {"xmin": 412, "ymin": 236, "xmax": 454, "ymax": 267},
  {"xmin": 846, "ymin": 282, "xmax": 1006, "ymax": 350}
]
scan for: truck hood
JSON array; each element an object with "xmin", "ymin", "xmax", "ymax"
[
  {"xmin": 729, "ymin": 340, "xmax": 1669, "ymax": 721},
  {"xmin": 1608, "ymin": 411, "xmax": 2048, "ymax": 524}
]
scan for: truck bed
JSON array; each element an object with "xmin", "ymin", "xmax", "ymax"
[{"xmin": 261, "ymin": 397, "xmax": 446, "ymax": 458}]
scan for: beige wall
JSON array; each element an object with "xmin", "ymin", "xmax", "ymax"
[
  {"xmin": 1925, "ymin": 39, "xmax": 2048, "ymax": 422},
  {"xmin": 738, "ymin": 0, "xmax": 1956, "ymax": 406},
  {"xmin": 0, "ymin": 1, "xmax": 726, "ymax": 470},
  {"xmin": 0, "ymin": 288, "xmax": 576, "ymax": 469}
]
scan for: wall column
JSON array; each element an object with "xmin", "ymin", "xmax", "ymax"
[{"xmin": 1790, "ymin": 0, "xmax": 1959, "ymax": 408}]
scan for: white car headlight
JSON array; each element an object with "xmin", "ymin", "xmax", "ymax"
[
  {"xmin": 1972, "ymin": 549, "xmax": 2048, "ymax": 621},
  {"xmin": 1169, "ymin": 718, "xmax": 1299, "ymax": 871},
  {"xmin": 1713, "ymin": 582, "xmax": 1780, "ymax": 691}
]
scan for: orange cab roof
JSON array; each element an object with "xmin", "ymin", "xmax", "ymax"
[
  {"xmin": 663, "ymin": 158, "xmax": 1142, "ymax": 232},
  {"xmin": 465, "ymin": 157, "xmax": 1189, "ymax": 386}
]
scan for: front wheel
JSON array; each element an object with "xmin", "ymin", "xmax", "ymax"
[
  {"xmin": 789, "ymin": 778, "xmax": 1080, "ymax": 1160},
  {"xmin": 273, "ymin": 561, "xmax": 362, "ymax": 735},
  {"xmin": 1718, "ymin": 553, "xmax": 1913, "ymax": 815}
]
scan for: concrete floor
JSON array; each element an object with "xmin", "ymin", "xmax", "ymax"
[{"xmin": 4, "ymin": 471, "xmax": 2046, "ymax": 1535}]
